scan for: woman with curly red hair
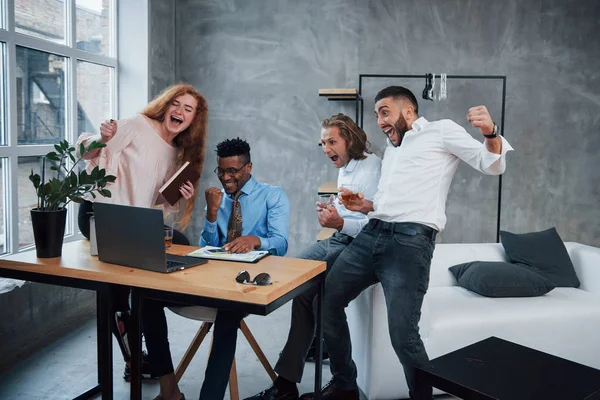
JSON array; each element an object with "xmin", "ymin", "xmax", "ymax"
[{"xmin": 75, "ymin": 83, "xmax": 208, "ymax": 383}]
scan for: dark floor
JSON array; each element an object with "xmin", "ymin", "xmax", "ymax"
[{"xmin": 0, "ymin": 301, "xmax": 456, "ymax": 399}]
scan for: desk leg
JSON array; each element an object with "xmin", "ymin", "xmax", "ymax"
[
  {"xmin": 130, "ymin": 288, "xmax": 143, "ymax": 400},
  {"xmin": 97, "ymin": 288, "xmax": 113, "ymax": 400},
  {"xmin": 314, "ymin": 277, "xmax": 325, "ymax": 400},
  {"xmin": 73, "ymin": 290, "xmax": 110, "ymax": 400}
]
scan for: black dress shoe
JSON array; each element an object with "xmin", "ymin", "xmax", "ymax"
[
  {"xmin": 299, "ymin": 381, "xmax": 359, "ymax": 400},
  {"xmin": 244, "ymin": 384, "xmax": 299, "ymax": 400}
]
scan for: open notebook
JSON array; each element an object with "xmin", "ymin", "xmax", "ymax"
[{"xmin": 186, "ymin": 246, "xmax": 270, "ymax": 263}]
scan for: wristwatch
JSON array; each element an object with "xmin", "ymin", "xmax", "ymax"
[{"xmin": 484, "ymin": 123, "xmax": 499, "ymax": 139}]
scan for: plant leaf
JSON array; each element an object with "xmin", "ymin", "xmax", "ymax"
[
  {"xmin": 46, "ymin": 152, "xmax": 60, "ymax": 161},
  {"xmin": 29, "ymin": 140, "xmax": 116, "ymax": 211},
  {"xmin": 68, "ymin": 171, "xmax": 77, "ymax": 187},
  {"xmin": 67, "ymin": 195, "xmax": 84, "ymax": 204},
  {"xmin": 29, "ymin": 170, "xmax": 41, "ymax": 189}
]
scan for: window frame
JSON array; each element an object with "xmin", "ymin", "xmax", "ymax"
[{"xmin": 0, "ymin": 0, "xmax": 118, "ymax": 255}]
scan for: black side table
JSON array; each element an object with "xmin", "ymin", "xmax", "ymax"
[{"xmin": 416, "ymin": 336, "xmax": 600, "ymax": 400}]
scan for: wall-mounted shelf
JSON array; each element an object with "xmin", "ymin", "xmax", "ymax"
[
  {"xmin": 318, "ymin": 88, "xmax": 363, "ymax": 127},
  {"xmin": 318, "ymin": 182, "xmax": 337, "ymax": 195},
  {"xmin": 318, "ymin": 88, "xmax": 360, "ymax": 100}
]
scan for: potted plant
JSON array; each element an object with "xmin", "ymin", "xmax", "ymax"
[{"xmin": 29, "ymin": 140, "xmax": 116, "ymax": 258}]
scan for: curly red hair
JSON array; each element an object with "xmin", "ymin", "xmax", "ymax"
[{"xmin": 142, "ymin": 83, "xmax": 208, "ymax": 229}]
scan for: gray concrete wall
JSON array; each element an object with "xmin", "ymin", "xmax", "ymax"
[
  {"xmin": 149, "ymin": 0, "xmax": 176, "ymax": 98},
  {"xmin": 0, "ymin": 281, "xmax": 95, "ymax": 373},
  {"xmin": 176, "ymin": 0, "xmax": 600, "ymax": 254}
]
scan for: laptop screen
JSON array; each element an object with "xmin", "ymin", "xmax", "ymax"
[{"xmin": 93, "ymin": 203, "xmax": 169, "ymax": 273}]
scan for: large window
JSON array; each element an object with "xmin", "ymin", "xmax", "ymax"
[{"xmin": 0, "ymin": 0, "xmax": 116, "ymax": 256}]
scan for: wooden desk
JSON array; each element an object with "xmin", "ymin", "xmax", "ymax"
[
  {"xmin": 0, "ymin": 242, "xmax": 116, "ymax": 400},
  {"xmin": 0, "ymin": 241, "xmax": 327, "ymax": 400}
]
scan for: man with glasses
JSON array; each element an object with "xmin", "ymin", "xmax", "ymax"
[
  {"xmin": 143, "ymin": 138, "xmax": 290, "ymax": 400},
  {"xmin": 202, "ymin": 137, "xmax": 289, "ymax": 254}
]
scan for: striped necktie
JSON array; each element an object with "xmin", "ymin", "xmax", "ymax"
[{"xmin": 226, "ymin": 191, "xmax": 243, "ymax": 243}]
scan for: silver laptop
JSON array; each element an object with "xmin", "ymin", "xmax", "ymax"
[{"xmin": 94, "ymin": 203, "xmax": 207, "ymax": 273}]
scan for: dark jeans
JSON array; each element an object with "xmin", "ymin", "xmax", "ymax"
[
  {"xmin": 142, "ymin": 300, "xmax": 245, "ymax": 400},
  {"xmin": 323, "ymin": 220, "xmax": 435, "ymax": 400},
  {"xmin": 275, "ymin": 232, "xmax": 352, "ymax": 383}
]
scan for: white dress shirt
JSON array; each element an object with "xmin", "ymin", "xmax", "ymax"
[
  {"xmin": 334, "ymin": 152, "xmax": 381, "ymax": 238},
  {"xmin": 370, "ymin": 117, "xmax": 514, "ymax": 232}
]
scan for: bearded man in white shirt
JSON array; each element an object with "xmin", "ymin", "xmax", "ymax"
[
  {"xmin": 303, "ymin": 86, "xmax": 513, "ymax": 400},
  {"xmin": 246, "ymin": 114, "xmax": 381, "ymax": 400}
]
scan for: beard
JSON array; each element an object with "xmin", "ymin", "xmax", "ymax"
[{"xmin": 392, "ymin": 114, "xmax": 409, "ymax": 147}]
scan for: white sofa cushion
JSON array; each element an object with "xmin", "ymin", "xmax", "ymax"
[
  {"xmin": 429, "ymin": 243, "xmax": 507, "ymax": 287},
  {"xmin": 347, "ymin": 242, "xmax": 600, "ymax": 400},
  {"xmin": 423, "ymin": 287, "xmax": 600, "ymax": 366}
]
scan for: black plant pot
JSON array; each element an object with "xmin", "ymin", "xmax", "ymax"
[{"xmin": 31, "ymin": 208, "xmax": 67, "ymax": 258}]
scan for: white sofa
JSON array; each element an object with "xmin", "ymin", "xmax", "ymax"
[{"xmin": 346, "ymin": 242, "xmax": 600, "ymax": 399}]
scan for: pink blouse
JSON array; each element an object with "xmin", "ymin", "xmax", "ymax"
[{"xmin": 76, "ymin": 114, "xmax": 178, "ymax": 208}]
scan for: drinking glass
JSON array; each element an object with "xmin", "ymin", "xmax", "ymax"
[
  {"xmin": 164, "ymin": 226, "xmax": 174, "ymax": 249},
  {"xmin": 339, "ymin": 183, "xmax": 360, "ymax": 202}
]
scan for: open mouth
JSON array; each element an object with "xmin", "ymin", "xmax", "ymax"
[
  {"xmin": 170, "ymin": 115, "xmax": 183, "ymax": 125},
  {"xmin": 330, "ymin": 155, "xmax": 339, "ymax": 163},
  {"xmin": 383, "ymin": 127, "xmax": 393, "ymax": 137}
]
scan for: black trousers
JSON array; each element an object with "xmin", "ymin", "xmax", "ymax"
[
  {"xmin": 78, "ymin": 200, "xmax": 94, "ymax": 240},
  {"xmin": 143, "ymin": 300, "xmax": 245, "ymax": 399}
]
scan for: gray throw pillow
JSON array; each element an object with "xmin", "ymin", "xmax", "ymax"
[
  {"xmin": 449, "ymin": 261, "xmax": 556, "ymax": 297},
  {"xmin": 500, "ymin": 228, "xmax": 580, "ymax": 288}
]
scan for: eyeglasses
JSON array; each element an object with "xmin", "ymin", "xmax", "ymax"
[
  {"xmin": 214, "ymin": 161, "xmax": 250, "ymax": 178},
  {"xmin": 235, "ymin": 270, "xmax": 271, "ymax": 286}
]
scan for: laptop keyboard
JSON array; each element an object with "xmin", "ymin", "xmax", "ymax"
[{"xmin": 166, "ymin": 260, "xmax": 186, "ymax": 272}]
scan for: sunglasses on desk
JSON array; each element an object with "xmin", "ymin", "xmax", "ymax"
[{"xmin": 235, "ymin": 270, "xmax": 272, "ymax": 286}]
